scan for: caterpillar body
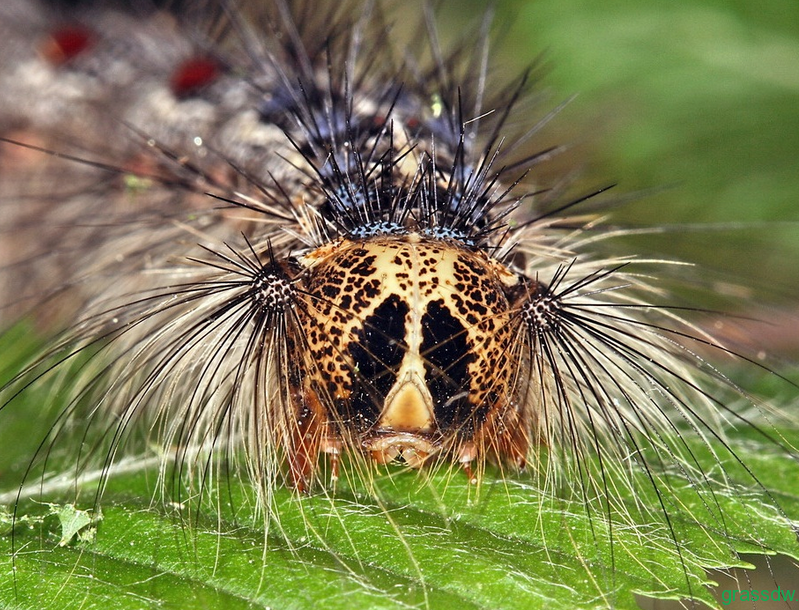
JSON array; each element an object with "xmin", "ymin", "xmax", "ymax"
[{"xmin": 0, "ymin": 1, "xmax": 797, "ymax": 609}]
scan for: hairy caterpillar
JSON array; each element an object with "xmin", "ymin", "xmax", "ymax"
[{"xmin": 1, "ymin": 1, "xmax": 797, "ymax": 609}]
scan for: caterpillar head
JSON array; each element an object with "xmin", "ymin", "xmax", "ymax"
[{"xmin": 282, "ymin": 232, "xmax": 538, "ymax": 486}]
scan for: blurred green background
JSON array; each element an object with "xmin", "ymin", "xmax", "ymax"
[{"xmin": 441, "ymin": 0, "xmax": 799, "ymax": 317}]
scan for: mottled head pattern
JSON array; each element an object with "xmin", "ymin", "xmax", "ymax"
[{"xmin": 292, "ymin": 233, "xmax": 529, "ymax": 471}]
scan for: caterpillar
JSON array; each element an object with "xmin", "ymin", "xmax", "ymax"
[{"xmin": 0, "ymin": 1, "xmax": 797, "ymax": 609}]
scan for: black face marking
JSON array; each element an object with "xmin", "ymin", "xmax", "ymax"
[
  {"xmin": 297, "ymin": 235, "xmax": 518, "ymax": 464},
  {"xmin": 347, "ymin": 294, "xmax": 409, "ymax": 429},
  {"xmin": 421, "ymin": 299, "xmax": 474, "ymax": 433}
]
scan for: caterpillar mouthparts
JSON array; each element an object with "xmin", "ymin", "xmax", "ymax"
[{"xmin": 1, "ymin": 1, "xmax": 797, "ymax": 608}]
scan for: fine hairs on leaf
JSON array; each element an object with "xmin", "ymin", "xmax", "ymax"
[{"xmin": 0, "ymin": 1, "xmax": 798, "ymax": 609}]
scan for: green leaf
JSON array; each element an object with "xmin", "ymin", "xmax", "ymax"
[{"xmin": 2, "ymin": 422, "xmax": 798, "ymax": 610}]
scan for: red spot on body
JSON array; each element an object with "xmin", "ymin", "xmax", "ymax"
[
  {"xmin": 170, "ymin": 57, "xmax": 220, "ymax": 98},
  {"xmin": 42, "ymin": 25, "xmax": 94, "ymax": 65}
]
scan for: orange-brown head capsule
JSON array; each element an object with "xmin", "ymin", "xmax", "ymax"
[{"xmin": 288, "ymin": 233, "xmax": 531, "ymax": 480}]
